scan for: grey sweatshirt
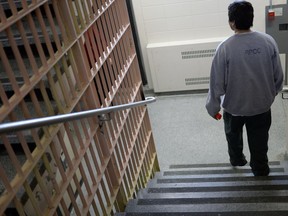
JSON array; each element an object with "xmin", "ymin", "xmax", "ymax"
[{"xmin": 206, "ymin": 31, "xmax": 283, "ymax": 117}]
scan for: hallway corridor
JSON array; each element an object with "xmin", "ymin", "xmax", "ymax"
[{"xmin": 147, "ymin": 93, "xmax": 288, "ymax": 170}]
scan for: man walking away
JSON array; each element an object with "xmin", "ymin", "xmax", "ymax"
[{"xmin": 206, "ymin": 1, "xmax": 283, "ymax": 176}]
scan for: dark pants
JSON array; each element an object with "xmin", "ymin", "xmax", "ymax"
[{"xmin": 223, "ymin": 110, "xmax": 271, "ymax": 174}]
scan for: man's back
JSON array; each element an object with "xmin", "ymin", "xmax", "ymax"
[{"xmin": 208, "ymin": 31, "xmax": 283, "ymax": 116}]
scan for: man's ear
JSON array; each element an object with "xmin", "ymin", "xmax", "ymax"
[{"xmin": 229, "ymin": 21, "xmax": 235, "ymax": 31}]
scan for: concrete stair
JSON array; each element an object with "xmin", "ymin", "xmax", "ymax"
[{"xmin": 120, "ymin": 161, "xmax": 288, "ymax": 215}]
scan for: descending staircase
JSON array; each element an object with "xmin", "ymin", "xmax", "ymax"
[
  {"xmin": 0, "ymin": 1, "xmax": 61, "ymax": 214},
  {"xmin": 119, "ymin": 161, "xmax": 288, "ymax": 215}
]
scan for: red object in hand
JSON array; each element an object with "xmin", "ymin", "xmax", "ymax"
[{"xmin": 215, "ymin": 113, "xmax": 222, "ymax": 120}]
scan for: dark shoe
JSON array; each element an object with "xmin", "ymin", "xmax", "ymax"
[
  {"xmin": 230, "ymin": 158, "xmax": 247, "ymax": 167},
  {"xmin": 253, "ymin": 167, "xmax": 270, "ymax": 176}
]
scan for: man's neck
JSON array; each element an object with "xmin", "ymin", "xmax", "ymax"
[{"xmin": 235, "ymin": 29, "xmax": 252, "ymax": 34}]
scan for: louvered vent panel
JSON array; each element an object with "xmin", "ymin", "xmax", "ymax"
[
  {"xmin": 181, "ymin": 49, "xmax": 216, "ymax": 59},
  {"xmin": 185, "ymin": 77, "xmax": 210, "ymax": 86},
  {"xmin": 147, "ymin": 39, "xmax": 224, "ymax": 92}
]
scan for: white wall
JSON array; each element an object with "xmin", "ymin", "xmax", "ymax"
[{"xmin": 131, "ymin": 0, "xmax": 287, "ymax": 89}]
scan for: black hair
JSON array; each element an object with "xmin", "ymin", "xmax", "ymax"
[{"xmin": 228, "ymin": 1, "xmax": 254, "ymax": 30}]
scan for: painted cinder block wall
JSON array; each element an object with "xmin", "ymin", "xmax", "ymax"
[{"xmin": 131, "ymin": 0, "xmax": 287, "ymax": 89}]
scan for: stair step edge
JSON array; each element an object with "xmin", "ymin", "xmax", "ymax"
[
  {"xmin": 138, "ymin": 190, "xmax": 288, "ymax": 199},
  {"xmin": 146, "ymin": 184, "xmax": 288, "ymax": 193},
  {"xmin": 162, "ymin": 167, "xmax": 285, "ymax": 176},
  {"xmin": 120, "ymin": 211, "xmax": 288, "ymax": 216},
  {"xmin": 168, "ymin": 161, "xmax": 281, "ymax": 169},
  {"xmin": 153, "ymin": 172, "xmax": 288, "ymax": 180},
  {"xmin": 124, "ymin": 203, "xmax": 288, "ymax": 213},
  {"xmin": 147, "ymin": 179, "xmax": 288, "ymax": 189}
]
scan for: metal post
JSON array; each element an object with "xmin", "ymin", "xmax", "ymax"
[{"xmin": 286, "ymin": 53, "xmax": 288, "ymax": 85}]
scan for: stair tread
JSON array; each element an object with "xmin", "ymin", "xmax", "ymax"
[
  {"xmin": 125, "ymin": 200, "xmax": 288, "ymax": 213},
  {"xmin": 153, "ymin": 172, "xmax": 287, "ymax": 180},
  {"xmin": 147, "ymin": 179, "xmax": 288, "ymax": 189},
  {"xmin": 169, "ymin": 161, "xmax": 281, "ymax": 169},
  {"xmin": 0, "ymin": 101, "xmax": 56, "ymax": 126},
  {"xmin": 0, "ymin": 0, "xmax": 33, "ymax": 9},
  {"xmin": 136, "ymin": 196, "xmax": 288, "ymax": 205},
  {"xmin": 155, "ymin": 174, "xmax": 288, "ymax": 183},
  {"xmin": 138, "ymin": 189, "xmax": 288, "ymax": 199},
  {"xmin": 0, "ymin": 21, "xmax": 61, "ymax": 47},
  {"xmin": 0, "ymin": 154, "xmax": 26, "ymax": 194},
  {"xmin": 162, "ymin": 167, "xmax": 285, "ymax": 176},
  {"xmin": 125, "ymin": 162, "xmax": 288, "ymax": 214},
  {"xmin": 147, "ymin": 184, "xmax": 288, "ymax": 193},
  {"xmin": 120, "ymin": 211, "xmax": 288, "ymax": 216}
]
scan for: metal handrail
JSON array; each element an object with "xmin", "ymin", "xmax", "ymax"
[{"xmin": 0, "ymin": 97, "xmax": 156, "ymax": 134}]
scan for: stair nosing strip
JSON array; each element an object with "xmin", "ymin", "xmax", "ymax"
[
  {"xmin": 137, "ymin": 196, "xmax": 288, "ymax": 205},
  {"xmin": 169, "ymin": 161, "xmax": 281, "ymax": 169},
  {"xmin": 156, "ymin": 175, "xmax": 288, "ymax": 183},
  {"xmin": 147, "ymin": 184, "xmax": 288, "ymax": 193},
  {"xmin": 163, "ymin": 167, "xmax": 284, "ymax": 176}
]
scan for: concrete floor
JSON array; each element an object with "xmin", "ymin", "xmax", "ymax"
[{"xmin": 146, "ymin": 92, "xmax": 288, "ymax": 170}]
